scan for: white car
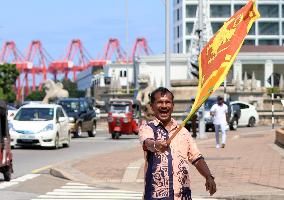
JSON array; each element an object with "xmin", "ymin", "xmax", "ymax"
[
  {"xmin": 9, "ymin": 104, "xmax": 70, "ymax": 149},
  {"xmin": 230, "ymin": 101, "xmax": 259, "ymax": 127}
]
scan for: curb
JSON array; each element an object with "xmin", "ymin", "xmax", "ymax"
[
  {"xmin": 49, "ymin": 160, "xmax": 94, "ymax": 184},
  {"xmin": 50, "ymin": 167, "xmax": 75, "ymax": 181}
]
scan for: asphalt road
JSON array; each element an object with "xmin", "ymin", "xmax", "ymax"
[
  {"xmin": 0, "ymin": 129, "xmax": 141, "ymax": 200},
  {"xmin": 11, "ymin": 129, "xmax": 140, "ymax": 178},
  {"xmin": 0, "ymin": 125, "xmax": 278, "ymax": 200}
]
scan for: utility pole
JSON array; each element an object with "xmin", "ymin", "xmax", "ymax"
[
  {"xmin": 197, "ymin": 0, "xmax": 205, "ymax": 138},
  {"xmin": 187, "ymin": 0, "xmax": 212, "ymax": 139},
  {"xmin": 271, "ymin": 73, "xmax": 275, "ymax": 129},
  {"xmin": 125, "ymin": 0, "xmax": 129, "ymax": 94},
  {"xmin": 165, "ymin": 0, "xmax": 171, "ymax": 88}
]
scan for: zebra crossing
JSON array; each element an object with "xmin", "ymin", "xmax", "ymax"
[
  {"xmin": 0, "ymin": 174, "xmax": 40, "ymax": 189},
  {"xmin": 31, "ymin": 182, "xmax": 143, "ymax": 200},
  {"xmin": 31, "ymin": 182, "xmax": 218, "ymax": 200}
]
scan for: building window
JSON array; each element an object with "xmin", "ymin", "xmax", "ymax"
[
  {"xmin": 282, "ymin": 22, "xmax": 284, "ymax": 35},
  {"xmin": 186, "ymin": 22, "xmax": 194, "ymax": 35},
  {"xmin": 234, "ymin": 4, "xmax": 245, "ymax": 12},
  {"xmin": 210, "ymin": 5, "xmax": 230, "ymax": 18},
  {"xmin": 186, "ymin": 5, "xmax": 197, "ymax": 18},
  {"xmin": 177, "ymin": 26, "xmax": 180, "ymax": 38},
  {"xmin": 211, "ymin": 22, "xmax": 223, "ymax": 33},
  {"xmin": 186, "ymin": 40, "xmax": 191, "ymax": 53},
  {"xmin": 120, "ymin": 70, "xmax": 127, "ymax": 77},
  {"xmin": 243, "ymin": 39, "xmax": 255, "ymax": 45},
  {"xmin": 259, "ymin": 5, "xmax": 279, "ymax": 18},
  {"xmin": 177, "ymin": 8, "xmax": 180, "ymax": 21},
  {"xmin": 176, "ymin": 0, "xmax": 179, "ymax": 4},
  {"xmin": 177, "ymin": 43, "xmax": 180, "ymax": 53},
  {"xmin": 259, "ymin": 39, "xmax": 279, "ymax": 45},
  {"xmin": 259, "ymin": 22, "xmax": 279, "ymax": 35},
  {"xmin": 248, "ymin": 24, "xmax": 255, "ymax": 35}
]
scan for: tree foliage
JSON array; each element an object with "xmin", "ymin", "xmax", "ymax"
[
  {"xmin": 61, "ymin": 79, "xmax": 85, "ymax": 98},
  {"xmin": 0, "ymin": 63, "xmax": 19, "ymax": 102},
  {"xmin": 25, "ymin": 89, "xmax": 46, "ymax": 101}
]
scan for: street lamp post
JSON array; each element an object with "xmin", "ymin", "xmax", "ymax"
[{"xmin": 165, "ymin": 0, "xmax": 171, "ymax": 88}]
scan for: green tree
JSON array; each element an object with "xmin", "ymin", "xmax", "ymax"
[
  {"xmin": 61, "ymin": 79, "xmax": 85, "ymax": 98},
  {"xmin": 25, "ymin": 89, "xmax": 46, "ymax": 101},
  {"xmin": 0, "ymin": 63, "xmax": 19, "ymax": 102}
]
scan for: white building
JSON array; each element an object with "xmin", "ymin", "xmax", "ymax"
[
  {"xmin": 136, "ymin": 46, "xmax": 284, "ymax": 88},
  {"xmin": 104, "ymin": 63, "xmax": 133, "ymax": 87},
  {"xmin": 77, "ymin": 48, "xmax": 284, "ymax": 90},
  {"xmin": 174, "ymin": 0, "xmax": 284, "ymax": 53}
]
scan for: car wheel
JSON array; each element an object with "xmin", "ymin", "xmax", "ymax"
[
  {"xmin": 230, "ymin": 119, "xmax": 238, "ymax": 130},
  {"xmin": 54, "ymin": 134, "xmax": 60, "ymax": 149},
  {"xmin": 88, "ymin": 122, "xmax": 96, "ymax": 137},
  {"xmin": 112, "ymin": 132, "xmax": 120, "ymax": 139},
  {"xmin": 248, "ymin": 117, "xmax": 256, "ymax": 127},
  {"xmin": 3, "ymin": 166, "xmax": 12, "ymax": 181},
  {"xmin": 63, "ymin": 133, "xmax": 71, "ymax": 148},
  {"xmin": 115, "ymin": 132, "xmax": 120, "ymax": 139},
  {"xmin": 74, "ymin": 124, "xmax": 82, "ymax": 138}
]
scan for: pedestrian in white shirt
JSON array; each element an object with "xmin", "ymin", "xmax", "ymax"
[{"xmin": 210, "ymin": 96, "xmax": 228, "ymax": 148}]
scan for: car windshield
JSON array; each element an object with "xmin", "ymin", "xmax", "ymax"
[
  {"xmin": 14, "ymin": 108, "xmax": 54, "ymax": 121},
  {"xmin": 59, "ymin": 101, "xmax": 80, "ymax": 113},
  {"xmin": 110, "ymin": 104, "xmax": 130, "ymax": 113}
]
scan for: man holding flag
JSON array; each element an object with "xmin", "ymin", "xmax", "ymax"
[
  {"xmin": 139, "ymin": 87, "xmax": 216, "ymax": 199},
  {"xmin": 139, "ymin": 0, "xmax": 260, "ymax": 199}
]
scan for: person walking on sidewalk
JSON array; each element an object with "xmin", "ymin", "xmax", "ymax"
[
  {"xmin": 139, "ymin": 87, "xmax": 216, "ymax": 200},
  {"xmin": 210, "ymin": 96, "xmax": 228, "ymax": 148}
]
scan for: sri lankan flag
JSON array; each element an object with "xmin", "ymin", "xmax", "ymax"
[
  {"xmin": 185, "ymin": 0, "xmax": 260, "ymax": 124},
  {"xmin": 168, "ymin": 0, "xmax": 260, "ymax": 143}
]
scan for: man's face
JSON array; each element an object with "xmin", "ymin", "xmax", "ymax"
[
  {"xmin": 218, "ymin": 98, "xmax": 224, "ymax": 105},
  {"xmin": 151, "ymin": 92, "xmax": 174, "ymax": 124}
]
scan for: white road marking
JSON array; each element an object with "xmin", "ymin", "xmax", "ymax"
[
  {"xmin": 0, "ymin": 174, "xmax": 40, "ymax": 189},
  {"xmin": 31, "ymin": 181, "xmax": 218, "ymax": 200},
  {"xmin": 32, "ymin": 182, "xmax": 142, "ymax": 200}
]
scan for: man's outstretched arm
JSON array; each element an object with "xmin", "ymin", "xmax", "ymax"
[{"xmin": 193, "ymin": 158, "xmax": 217, "ymax": 196}]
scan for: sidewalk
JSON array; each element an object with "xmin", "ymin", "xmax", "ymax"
[{"xmin": 50, "ymin": 127, "xmax": 284, "ymax": 199}]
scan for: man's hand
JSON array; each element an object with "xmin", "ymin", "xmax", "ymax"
[
  {"xmin": 155, "ymin": 140, "xmax": 168, "ymax": 153},
  {"xmin": 205, "ymin": 175, "xmax": 216, "ymax": 196},
  {"xmin": 193, "ymin": 158, "xmax": 217, "ymax": 196}
]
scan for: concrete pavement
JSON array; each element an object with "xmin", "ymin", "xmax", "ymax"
[{"xmin": 49, "ymin": 126, "xmax": 284, "ymax": 199}]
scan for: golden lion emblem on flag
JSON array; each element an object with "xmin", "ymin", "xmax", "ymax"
[{"xmin": 207, "ymin": 14, "xmax": 243, "ymax": 64}]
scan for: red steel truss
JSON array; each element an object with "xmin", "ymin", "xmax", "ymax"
[
  {"xmin": 89, "ymin": 38, "xmax": 126, "ymax": 66},
  {"xmin": 0, "ymin": 38, "xmax": 152, "ymax": 100},
  {"xmin": 131, "ymin": 37, "xmax": 152, "ymax": 61},
  {"xmin": 49, "ymin": 39, "xmax": 90, "ymax": 81}
]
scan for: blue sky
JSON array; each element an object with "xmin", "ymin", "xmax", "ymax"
[{"xmin": 0, "ymin": 0, "xmax": 167, "ymax": 61}]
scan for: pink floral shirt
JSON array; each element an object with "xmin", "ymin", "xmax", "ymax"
[{"xmin": 139, "ymin": 118, "xmax": 202, "ymax": 200}]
